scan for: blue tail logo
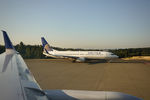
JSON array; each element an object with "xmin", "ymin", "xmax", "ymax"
[{"xmin": 41, "ymin": 37, "xmax": 53, "ymax": 52}]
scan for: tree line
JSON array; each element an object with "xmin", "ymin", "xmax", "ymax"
[
  {"xmin": 110, "ymin": 48, "xmax": 150, "ymax": 58},
  {"xmin": 0, "ymin": 42, "xmax": 45, "ymax": 59},
  {"xmin": 0, "ymin": 42, "xmax": 150, "ymax": 59}
]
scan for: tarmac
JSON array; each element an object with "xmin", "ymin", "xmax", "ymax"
[{"xmin": 25, "ymin": 59, "xmax": 150, "ymax": 100}]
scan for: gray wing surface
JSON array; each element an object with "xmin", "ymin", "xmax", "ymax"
[
  {"xmin": 0, "ymin": 52, "xmax": 25, "ymax": 100},
  {"xmin": 0, "ymin": 31, "xmax": 48, "ymax": 100}
]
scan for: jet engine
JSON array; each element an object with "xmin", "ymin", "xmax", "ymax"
[{"xmin": 75, "ymin": 57, "xmax": 86, "ymax": 62}]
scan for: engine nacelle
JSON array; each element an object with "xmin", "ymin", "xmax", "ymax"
[{"xmin": 75, "ymin": 57, "xmax": 86, "ymax": 62}]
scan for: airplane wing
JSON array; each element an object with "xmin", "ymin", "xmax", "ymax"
[
  {"xmin": 44, "ymin": 90, "xmax": 142, "ymax": 100},
  {"xmin": 0, "ymin": 31, "xmax": 49, "ymax": 100},
  {"xmin": 0, "ymin": 31, "xmax": 142, "ymax": 100}
]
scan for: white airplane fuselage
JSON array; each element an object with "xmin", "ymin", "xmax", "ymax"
[
  {"xmin": 43, "ymin": 50, "xmax": 118, "ymax": 61},
  {"xmin": 41, "ymin": 37, "xmax": 119, "ymax": 62}
]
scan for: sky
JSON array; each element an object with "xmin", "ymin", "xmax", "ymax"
[{"xmin": 0, "ymin": 0, "xmax": 150, "ymax": 49}]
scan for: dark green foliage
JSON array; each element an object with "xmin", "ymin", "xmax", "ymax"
[
  {"xmin": 0, "ymin": 42, "xmax": 150, "ymax": 59},
  {"xmin": 15, "ymin": 42, "xmax": 45, "ymax": 59},
  {"xmin": 0, "ymin": 42, "xmax": 45, "ymax": 59},
  {"xmin": 110, "ymin": 48, "xmax": 150, "ymax": 58},
  {"xmin": 0, "ymin": 45, "xmax": 5, "ymax": 54}
]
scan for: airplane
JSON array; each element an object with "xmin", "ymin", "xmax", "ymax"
[
  {"xmin": 0, "ymin": 30, "xmax": 142, "ymax": 100},
  {"xmin": 41, "ymin": 37, "xmax": 119, "ymax": 62}
]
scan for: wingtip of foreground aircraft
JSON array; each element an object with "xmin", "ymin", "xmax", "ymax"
[
  {"xmin": 0, "ymin": 30, "xmax": 143, "ymax": 100},
  {"xmin": 2, "ymin": 30, "xmax": 15, "ymax": 50}
]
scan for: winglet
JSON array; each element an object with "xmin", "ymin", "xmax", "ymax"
[{"xmin": 2, "ymin": 30, "xmax": 15, "ymax": 50}]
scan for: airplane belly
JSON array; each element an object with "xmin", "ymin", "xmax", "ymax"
[
  {"xmin": 81, "ymin": 55, "xmax": 106, "ymax": 59},
  {"xmin": 83, "ymin": 55, "xmax": 116, "ymax": 60}
]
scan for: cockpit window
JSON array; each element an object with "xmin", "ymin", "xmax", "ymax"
[{"xmin": 24, "ymin": 88, "xmax": 48, "ymax": 100}]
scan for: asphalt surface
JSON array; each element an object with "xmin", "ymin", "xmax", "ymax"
[{"xmin": 25, "ymin": 59, "xmax": 150, "ymax": 100}]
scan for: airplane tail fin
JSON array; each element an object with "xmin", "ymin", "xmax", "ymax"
[
  {"xmin": 41, "ymin": 37, "xmax": 54, "ymax": 53},
  {"xmin": 2, "ymin": 30, "xmax": 16, "ymax": 54}
]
